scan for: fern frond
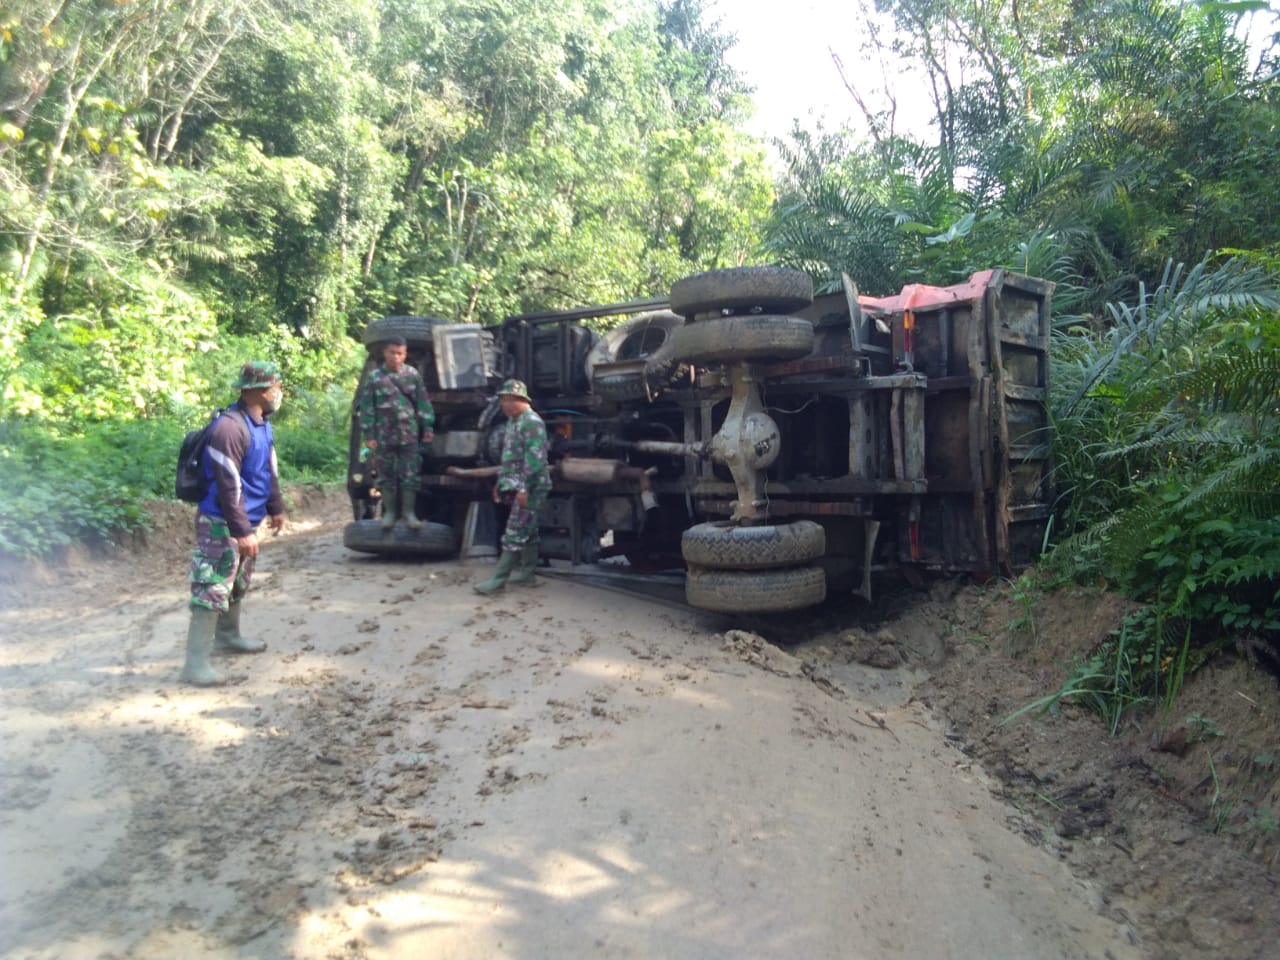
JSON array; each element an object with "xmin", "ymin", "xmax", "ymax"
[
  {"xmin": 1090, "ymin": 497, "xmax": 1177, "ymax": 577},
  {"xmin": 1100, "ymin": 426, "xmax": 1247, "ymax": 461},
  {"xmin": 1175, "ymin": 351, "xmax": 1280, "ymax": 416},
  {"xmin": 1054, "ymin": 255, "xmax": 1280, "ymax": 418},
  {"xmin": 1219, "ymin": 551, "xmax": 1280, "ymax": 590},
  {"xmin": 1179, "ymin": 443, "xmax": 1280, "ymax": 517}
]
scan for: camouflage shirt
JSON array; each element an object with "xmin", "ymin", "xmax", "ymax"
[
  {"xmin": 356, "ymin": 364, "xmax": 435, "ymax": 447},
  {"xmin": 497, "ymin": 407, "xmax": 551, "ymax": 494}
]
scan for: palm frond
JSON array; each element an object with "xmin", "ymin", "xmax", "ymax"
[
  {"xmin": 1100, "ymin": 426, "xmax": 1248, "ymax": 460},
  {"xmin": 764, "ymin": 178, "xmax": 905, "ymax": 294},
  {"xmin": 1175, "ymin": 350, "xmax": 1280, "ymax": 416},
  {"xmin": 1178, "ymin": 441, "xmax": 1280, "ymax": 519},
  {"xmin": 171, "ymin": 240, "xmax": 231, "ymax": 267},
  {"xmin": 1054, "ymin": 255, "xmax": 1280, "ymax": 417}
]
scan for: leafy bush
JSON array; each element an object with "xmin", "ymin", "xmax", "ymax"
[
  {"xmin": 0, "ymin": 382, "xmax": 353, "ymax": 558},
  {"xmin": 0, "ymin": 422, "xmax": 155, "ymax": 555},
  {"xmin": 1042, "ymin": 256, "xmax": 1280, "ymax": 722},
  {"xmin": 274, "ymin": 426, "xmax": 348, "ymax": 484},
  {"xmin": 1126, "ymin": 499, "xmax": 1280, "ymax": 639},
  {"xmin": 269, "ymin": 378, "xmax": 354, "ymax": 484},
  {"xmin": 2, "ymin": 277, "xmax": 220, "ymax": 420}
]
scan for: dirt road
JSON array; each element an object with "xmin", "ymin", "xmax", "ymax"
[{"xmin": 0, "ymin": 510, "xmax": 1144, "ymax": 959}]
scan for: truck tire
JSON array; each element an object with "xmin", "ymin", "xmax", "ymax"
[
  {"xmin": 343, "ymin": 519, "xmax": 458, "ymax": 557},
  {"xmin": 685, "ymin": 564, "xmax": 827, "ymax": 612},
  {"xmin": 585, "ymin": 311, "xmax": 684, "ymax": 401},
  {"xmin": 362, "ymin": 315, "xmax": 443, "ymax": 348},
  {"xmin": 671, "ymin": 314, "xmax": 814, "ymax": 365},
  {"xmin": 670, "ymin": 266, "xmax": 813, "ymax": 319},
  {"xmin": 681, "ymin": 520, "xmax": 825, "ymax": 570}
]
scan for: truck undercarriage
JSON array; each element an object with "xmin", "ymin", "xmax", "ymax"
[{"xmin": 345, "ymin": 266, "xmax": 1054, "ymax": 613}]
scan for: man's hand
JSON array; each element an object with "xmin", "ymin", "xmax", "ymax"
[
  {"xmin": 236, "ymin": 533, "xmax": 260, "ymax": 558},
  {"xmin": 515, "ymin": 490, "xmax": 529, "ymax": 508},
  {"xmin": 268, "ymin": 514, "xmax": 285, "ymax": 535},
  {"xmin": 422, "ymin": 428, "xmax": 434, "ymax": 444}
]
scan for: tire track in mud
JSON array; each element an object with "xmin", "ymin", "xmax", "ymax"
[
  {"xmin": 1, "ymin": 518, "xmax": 1149, "ymax": 960},
  {"xmin": 1, "ymin": 528, "xmax": 454, "ymax": 954},
  {"xmin": 4, "ymin": 525, "xmax": 619, "ymax": 956}
]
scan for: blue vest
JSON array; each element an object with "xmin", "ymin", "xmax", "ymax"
[{"xmin": 197, "ymin": 410, "xmax": 275, "ymax": 525}]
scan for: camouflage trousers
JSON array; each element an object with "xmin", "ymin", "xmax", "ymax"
[
  {"xmin": 371, "ymin": 441, "xmax": 422, "ymax": 490},
  {"xmin": 500, "ymin": 487, "xmax": 548, "ymax": 553},
  {"xmin": 189, "ymin": 512, "xmax": 256, "ymax": 613}
]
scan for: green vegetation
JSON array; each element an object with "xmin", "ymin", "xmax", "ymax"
[
  {"xmin": 1, "ymin": 0, "xmax": 768, "ymax": 552},
  {"xmin": 1, "ymin": 0, "xmax": 1277, "ymax": 711},
  {"xmin": 1038, "ymin": 254, "xmax": 1280, "ymax": 715},
  {"xmin": 763, "ymin": 0, "xmax": 1280, "ymax": 721}
]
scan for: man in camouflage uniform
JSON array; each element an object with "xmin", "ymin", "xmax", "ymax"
[
  {"xmin": 182, "ymin": 360, "xmax": 286, "ymax": 686},
  {"xmin": 356, "ymin": 336, "xmax": 435, "ymax": 529},
  {"xmin": 474, "ymin": 379, "xmax": 551, "ymax": 594}
]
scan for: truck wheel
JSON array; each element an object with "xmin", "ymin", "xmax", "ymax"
[
  {"xmin": 670, "ymin": 266, "xmax": 813, "ymax": 319},
  {"xmin": 681, "ymin": 520, "xmax": 825, "ymax": 570},
  {"xmin": 343, "ymin": 519, "xmax": 458, "ymax": 557},
  {"xmin": 585, "ymin": 311, "xmax": 684, "ymax": 400},
  {"xmin": 362, "ymin": 315, "xmax": 443, "ymax": 348},
  {"xmin": 672, "ymin": 314, "xmax": 814, "ymax": 365},
  {"xmin": 685, "ymin": 565, "xmax": 827, "ymax": 612}
]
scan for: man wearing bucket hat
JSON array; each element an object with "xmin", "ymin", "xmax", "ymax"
[
  {"xmin": 181, "ymin": 360, "xmax": 286, "ymax": 686},
  {"xmin": 474, "ymin": 378, "xmax": 551, "ymax": 594}
]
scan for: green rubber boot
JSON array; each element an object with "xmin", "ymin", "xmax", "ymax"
[
  {"xmin": 214, "ymin": 600, "xmax": 266, "ymax": 654},
  {"xmin": 180, "ymin": 607, "xmax": 226, "ymax": 686},
  {"xmin": 402, "ymin": 488, "xmax": 423, "ymax": 530},
  {"xmin": 473, "ymin": 550, "xmax": 519, "ymax": 595},
  {"xmin": 381, "ymin": 483, "xmax": 399, "ymax": 529},
  {"xmin": 508, "ymin": 541, "xmax": 540, "ymax": 586}
]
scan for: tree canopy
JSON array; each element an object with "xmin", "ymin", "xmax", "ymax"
[
  {"xmin": 0, "ymin": 0, "xmax": 770, "ymax": 419},
  {"xmin": 769, "ymin": 0, "xmax": 1280, "ymax": 310}
]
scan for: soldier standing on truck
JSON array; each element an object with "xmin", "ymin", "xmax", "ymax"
[
  {"xmin": 356, "ymin": 336, "xmax": 435, "ymax": 530},
  {"xmin": 474, "ymin": 379, "xmax": 551, "ymax": 594}
]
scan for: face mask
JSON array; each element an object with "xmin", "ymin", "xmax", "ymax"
[{"xmin": 263, "ymin": 386, "xmax": 283, "ymax": 413}]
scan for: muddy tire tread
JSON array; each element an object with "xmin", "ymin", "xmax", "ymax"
[
  {"xmin": 681, "ymin": 520, "xmax": 825, "ymax": 570},
  {"xmin": 685, "ymin": 565, "xmax": 826, "ymax": 612},
  {"xmin": 670, "ymin": 267, "xmax": 813, "ymax": 319},
  {"xmin": 672, "ymin": 314, "xmax": 814, "ymax": 365},
  {"xmin": 592, "ymin": 369, "xmax": 651, "ymax": 402}
]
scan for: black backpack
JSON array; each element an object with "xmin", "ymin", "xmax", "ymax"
[{"xmin": 175, "ymin": 408, "xmax": 248, "ymax": 503}]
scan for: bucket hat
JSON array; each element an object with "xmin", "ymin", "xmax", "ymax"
[
  {"xmin": 232, "ymin": 360, "xmax": 281, "ymax": 390},
  {"xmin": 497, "ymin": 378, "xmax": 530, "ymax": 400}
]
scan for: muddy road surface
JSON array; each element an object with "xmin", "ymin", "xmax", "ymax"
[{"xmin": 0, "ymin": 511, "xmax": 1142, "ymax": 959}]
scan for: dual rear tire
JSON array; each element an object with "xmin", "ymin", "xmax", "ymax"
[
  {"xmin": 681, "ymin": 520, "xmax": 827, "ymax": 612},
  {"xmin": 671, "ymin": 268, "xmax": 826, "ymax": 613}
]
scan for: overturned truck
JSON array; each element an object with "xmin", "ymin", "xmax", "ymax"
[{"xmin": 345, "ymin": 266, "xmax": 1054, "ymax": 613}]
